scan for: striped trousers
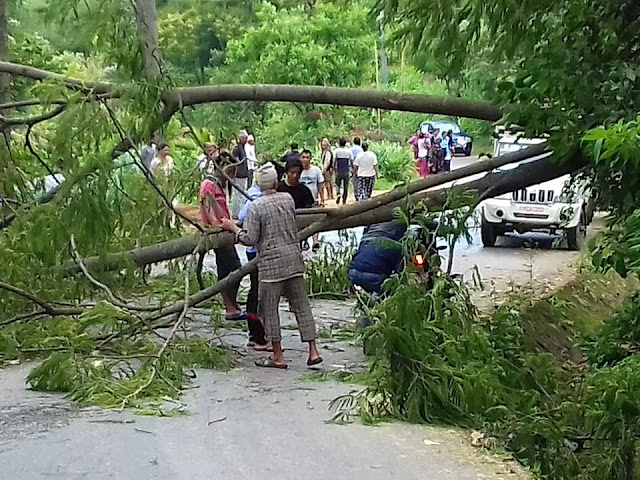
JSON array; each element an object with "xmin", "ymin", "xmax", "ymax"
[
  {"xmin": 357, "ymin": 176, "xmax": 375, "ymax": 200},
  {"xmin": 258, "ymin": 275, "xmax": 317, "ymax": 343}
]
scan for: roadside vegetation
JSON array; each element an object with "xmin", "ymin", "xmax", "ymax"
[{"xmin": 1, "ymin": 0, "xmax": 640, "ymax": 478}]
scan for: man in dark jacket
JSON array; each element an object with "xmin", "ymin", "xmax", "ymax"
[{"xmin": 348, "ymin": 221, "xmax": 408, "ymax": 294}]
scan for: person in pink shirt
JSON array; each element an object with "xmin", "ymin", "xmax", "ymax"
[{"xmin": 199, "ymin": 161, "xmax": 247, "ymax": 321}]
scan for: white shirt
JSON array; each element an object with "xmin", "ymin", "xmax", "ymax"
[
  {"xmin": 43, "ymin": 174, "xmax": 65, "ymax": 193},
  {"xmin": 300, "ymin": 166, "xmax": 324, "ymax": 202},
  {"xmin": 417, "ymin": 137, "xmax": 429, "ymax": 158},
  {"xmin": 354, "ymin": 151, "xmax": 378, "ymax": 177},
  {"xmin": 196, "ymin": 154, "xmax": 215, "ymax": 175},
  {"xmin": 245, "ymin": 143, "xmax": 258, "ymax": 170},
  {"xmin": 150, "ymin": 156, "xmax": 174, "ymax": 176}
]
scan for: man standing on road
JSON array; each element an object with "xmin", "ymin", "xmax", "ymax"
[
  {"xmin": 277, "ymin": 158, "xmax": 315, "ymax": 210},
  {"xmin": 300, "ymin": 149, "xmax": 325, "ymax": 207},
  {"xmin": 221, "ymin": 163, "xmax": 323, "ymax": 370},
  {"xmin": 354, "ymin": 142, "xmax": 378, "ymax": 201},
  {"xmin": 351, "ymin": 137, "xmax": 364, "ymax": 200},
  {"xmin": 199, "ymin": 161, "xmax": 247, "ymax": 323},
  {"xmin": 230, "ymin": 130, "xmax": 250, "ymax": 218},
  {"xmin": 334, "ymin": 138, "xmax": 353, "ymax": 205},
  {"xmin": 238, "ymin": 183, "xmax": 269, "ymax": 351},
  {"xmin": 278, "ymin": 156, "xmax": 319, "ymax": 251},
  {"xmin": 245, "ymin": 134, "xmax": 258, "ymax": 185}
]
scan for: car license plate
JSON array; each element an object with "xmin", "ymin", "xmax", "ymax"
[{"xmin": 521, "ymin": 206, "xmax": 545, "ymax": 212}]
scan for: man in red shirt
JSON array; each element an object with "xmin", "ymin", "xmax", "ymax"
[{"xmin": 199, "ymin": 160, "xmax": 247, "ymax": 321}]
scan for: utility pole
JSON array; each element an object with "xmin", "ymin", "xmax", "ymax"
[{"xmin": 378, "ymin": 11, "xmax": 388, "ymax": 85}]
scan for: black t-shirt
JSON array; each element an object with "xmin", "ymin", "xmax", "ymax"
[{"xmin": 277, "ymin": 182, "xmax": 315, "ymax": 209}]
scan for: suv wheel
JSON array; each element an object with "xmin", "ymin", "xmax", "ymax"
[
  {"xmin": 481, "ymin": 217, "xmax": 498, "ymax": 247},
  {"xmin": 566, "ymin": 213, "xmax": 587, "ymax": 251},
  {"xmin": 464, "ymin": 144, "xmax": 472, "ymax": 156}
]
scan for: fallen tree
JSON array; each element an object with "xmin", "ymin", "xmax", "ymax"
[
  {"xmin": 68, "ymin": 142, "xmax": 552, "ymax": 273},
  {"xmin": 144, "ymin": 148, "xmax": 588, "ymax": 323},
  {"xmin": 0, "ymin": 61, "xmax": 502, "ymax": 124}
]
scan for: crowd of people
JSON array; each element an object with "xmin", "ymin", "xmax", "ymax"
[
  {"xmin": 409, "ymin": 127, "xmax": 454, "ymax": 178},
  {"xmin": 135, "ymin": 130, "xmax": 384, "ymax": 369}
]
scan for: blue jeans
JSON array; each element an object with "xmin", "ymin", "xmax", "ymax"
[{"xmin": 348, "ymin": 268, "xmax": 387, "ymax": 294}]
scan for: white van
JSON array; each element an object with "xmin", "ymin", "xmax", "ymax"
[{"xmin": 480, "ymin": 134, "xmax": 592, "ymax": 250}]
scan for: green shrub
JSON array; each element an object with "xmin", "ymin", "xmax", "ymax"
[{"xmin": 370, "ymin": 141, "xmax": 415, "ymax": 184}]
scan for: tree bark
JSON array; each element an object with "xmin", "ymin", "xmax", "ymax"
[
  {"xmin": 65, "ymin": 231, "xmax": 235, "ymax": 274},
  {"xmin": 134, "ymin": 0, "xmax": 162, "ymax": 81},
  {"xmin": 0, "ymin": 0, "xmax": 10, "ymax": 110},
  {"xmin": 161, "ymin": 85, "xmax": 502, "ymax": 122},
  {"xmin": 0, "ymin": 61, "xmax": 114, "ymax": 95},
  {"xmin": 0, "ymin": 61, "xmax": 501, "ymax": 123}
]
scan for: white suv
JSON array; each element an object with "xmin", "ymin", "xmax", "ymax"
[{"xmin": 480, "ymin": 135, "xmax": 593, "ymax": 250}]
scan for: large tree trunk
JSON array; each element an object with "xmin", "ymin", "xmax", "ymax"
[
  {"xmin": 161, "ymin": 85, "xmax": 501, "ymax": 122},
  {"xmin": 148, "ymin": 151, "xmax": 588, "ymax": 321},
  {"xmin": 134, "ymin": 0, "xmax": 162, "ymax": 81},
  {"xmin": 0, "ymin": 61, "xmax": 502, "ymax": 123}
]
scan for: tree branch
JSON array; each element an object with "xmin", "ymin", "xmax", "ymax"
[
  {"xmin": 0, "ymin": 280, "xmax": 83, "ymax": 316},
  {"xmin": 0, "ymin": 104, "xmax": 66, "ymax": 129},
  {"xmin": 162, "ymin": 84, "xmax": 502, "ymax": 122},
  {"xmin": 0, "ymin": 61, "xmax": 114, "ymax": 95},
  {"xmin": 69, "ymin": 235, "xmax": 159, "ymax": 312},
  {"xmin": 0, "ymin": 61, "xmax": 502, "ymax": 124}
]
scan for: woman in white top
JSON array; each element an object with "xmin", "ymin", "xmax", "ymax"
[
  {"xmin": 150, "ymin": 143, "xmax": 175, "ymax": 176},
  {"xmin": 353, "ymin": 142, "xmax": 378, "ymax": 201}
]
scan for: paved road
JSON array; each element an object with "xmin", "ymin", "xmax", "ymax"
[
  {"xmin": 0, "ymin": 303, "xmax": 528, "ymax": 480},
  {"xmin": 317, "ymin": 155, "xmax": 594, "ymax": 301},
  {"xmin": 1, "ymin": 154, "xmax": 580, "ymax": 479}
]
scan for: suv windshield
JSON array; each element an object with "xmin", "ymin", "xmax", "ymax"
[
  {"xmin": 432, "ymin": 122, "xmax": 461, "ymax": 133},
  {"xmin": 496, "ymin": 142, "xmax": 527, "ymax": 157}
]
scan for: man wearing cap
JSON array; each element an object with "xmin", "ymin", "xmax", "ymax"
[
  {"xmin": 221, "ymin": 163, "xmax": 322, "ymax": 369},
  {"xmin": 230, "ymin": 130, "xmax": 250, "ymax": 218}
]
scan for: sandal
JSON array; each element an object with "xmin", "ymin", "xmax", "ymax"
[
  {"xmin": 307, "ymin": 356, "xmax": 324, "ymax": 367},
  {"xmin": 225, "ymin": 312, "xmax": 247, "ymax": 321},
  {"xmin": 255, "ymin": 357, "xmax": 288, "ymax": 369},
  {"xmin": 253, "ymin": 344, "xmax": 285, "ymax": 353}
]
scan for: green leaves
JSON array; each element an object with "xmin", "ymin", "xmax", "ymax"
[{"xmin": 225, "ymin": 2, "xmax": 375, "ymax": 88}]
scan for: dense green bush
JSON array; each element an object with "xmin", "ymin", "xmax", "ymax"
[{"xmin": 370, "ymin": 141, "xmax": 415, "ymax": 184}]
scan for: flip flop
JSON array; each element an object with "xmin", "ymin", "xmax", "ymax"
[
  {"xmin": 307, "ymin": 356, "xmax": 324, "ymax": 367},
  {"xmin": 255, "ymin": 357, "xmax": 288, "ymax": 369},
  {"xmin": 253, "ymin": 344, "xmax": 285, "ymax": 353},
  {"xmin": 225, "ymin": 312, "xmax": 247, "ymax": 321}
]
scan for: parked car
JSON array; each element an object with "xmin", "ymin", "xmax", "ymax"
[
  {"xmin": 419, "ymin": 120, "xmax": 473, "ymax": 156},
  {"xmin": 480, "ymin": 134, "xmax": 594, "ymax": 250}
]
